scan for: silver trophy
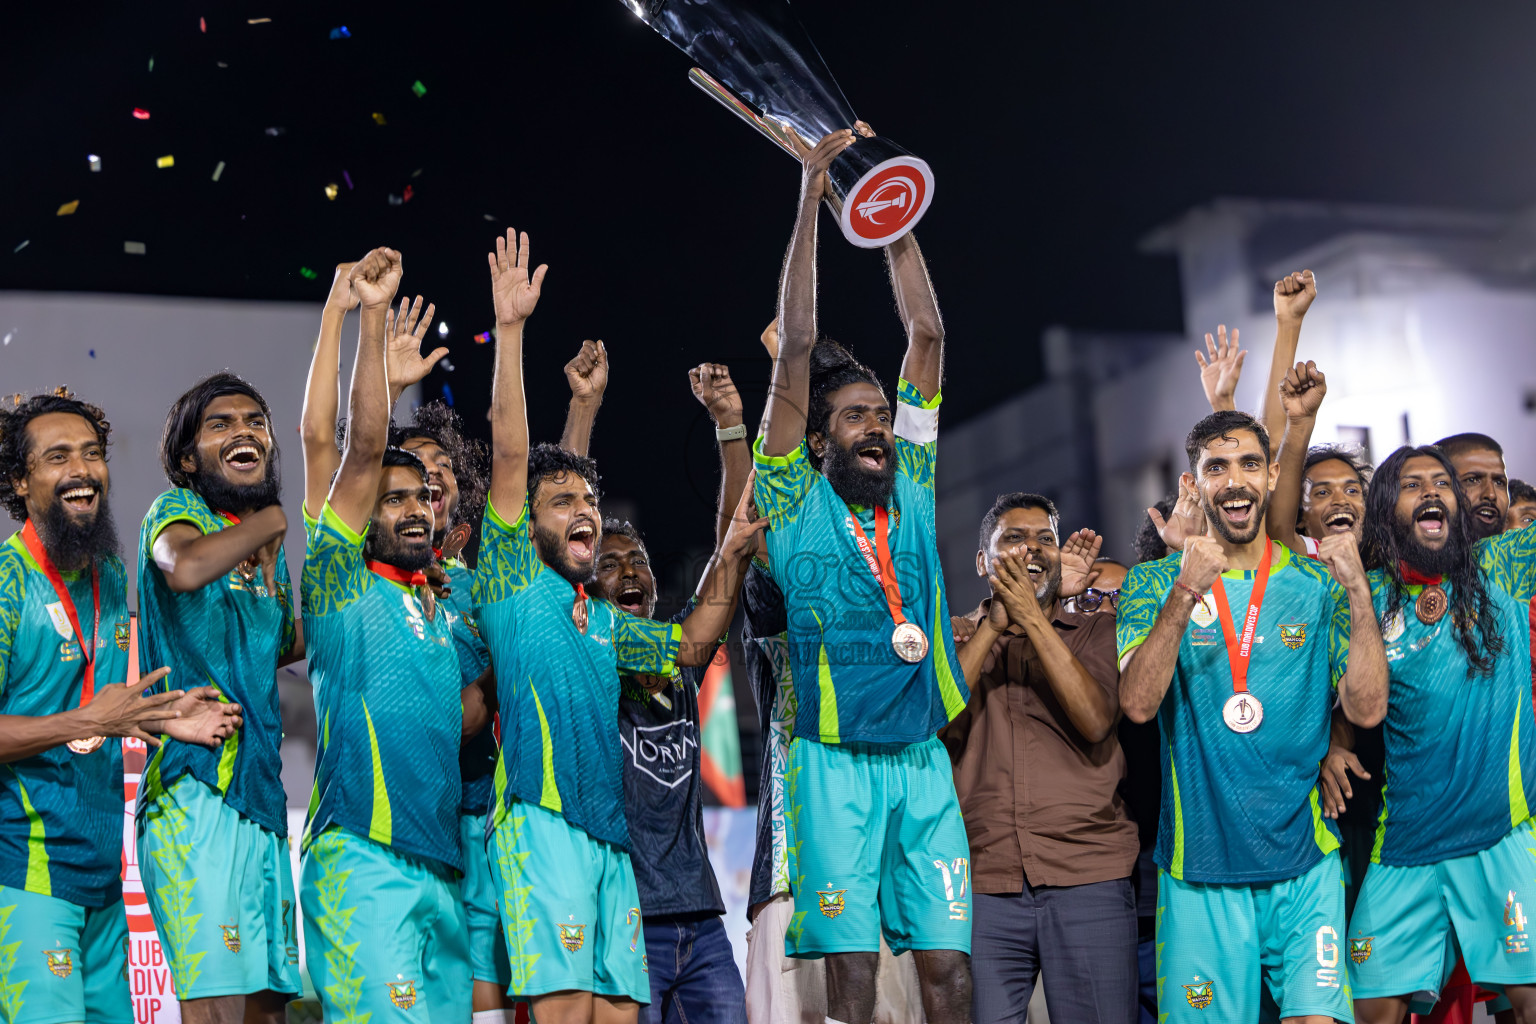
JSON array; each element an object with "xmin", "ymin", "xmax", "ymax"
[{"xmin": 621, "ymin": 0, "xmax": 934, "ymax": 248}]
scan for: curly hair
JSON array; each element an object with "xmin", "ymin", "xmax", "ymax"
[
  {"xmin": 0, "ymin": 389, "xmax": 113, "ymax": 522},
  {"xmin": 527, "ymin": 442, "xmax": 601, "ymax": 507},
  {"xmin": 390, "ymin": 400, "xmax": 489, "ymax": 531},
  {"xmin": 807, "ymin": 339, "xmax": 886, "ymax": 469},
  {"xmin": 1133, "ymin": 491, "xmax": 1175, "ymax": 565},
  {"xmin": 1304, "ymin": 443, "xmax": 1374, "ymax": 489},
  {"xmin": 600, "ymin": 517, "xmax": 647, "ymax": 557},
  {"xmin": 1185, "ymin": 410, "xmax": 1270, "ymax": 473}
]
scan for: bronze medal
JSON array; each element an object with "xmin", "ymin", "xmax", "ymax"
[
  {"xmin": 1415, "ymin": 584, "xmax": 1448, "ymax": 625},
  {"xmin": 572, "ymin": 587, "xmax": 589, "ymax": 634},
  {"xmin": 67, "ymin": 735, "xmax": 105, "ymax": 755}
]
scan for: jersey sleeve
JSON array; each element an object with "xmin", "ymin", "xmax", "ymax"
[
  {"xmin": 1116, "ymin": 558, "xmax": 1178, "ymax": 661},
  {"xmin": 0, "ymin": 553, "xmax": 23, "ymax": 698},
  {"xmin": 895, "ymin": 377, "xmax": 940, "ymax": 490},
  {"xmin": 753, "ymin": 438, "xmax": 817, "ymax": 532},
  {"xmin": 1324, "ymin": 572, "xmax": 1351, "ymax": 690},
  {"xmin": 473, "ymin": 501, "xmax": 543, "ymax": 606},
  {"xmin": 301, "ymin": 502, "xmax": 372, "ymax": 616},
  {"xmin": 1478, "ymin": 519, "xmax": 1536, "ymax": 602},
  {"xmin": 276, "ymin": 549, "xmax": 297, "ymax": 654},
  {"xmin": 145, "ymin": 488, "xmax": 219, "ymax": 544},
  {"xmin": 610, "ymin": 604, "xmax": 683, "ymax": 676}
]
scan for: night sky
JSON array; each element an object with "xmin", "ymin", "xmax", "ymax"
[{"xmin": 8, "ymin": 1, "xmax": 1536, "ymax": 574}]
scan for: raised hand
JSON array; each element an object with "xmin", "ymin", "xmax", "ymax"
[
  {"xmin": 1176, "ymin": 536, "xmax": 1229, "ymax": 595},
  {"xmin": 1317, "ymin": 533, "xmax": 1368, "ymax": 590},
  {"xmin": 1278, "ymin": 360, "xmax": 1327, "ymax": 422},
  {"xmin": 1149, "ymin": 474, "xmax": 1207, "ymax": 553},
  {"xmin": 488, "ymin": 228, "xmax": 548, "ymax": 326},
  {"xmin": 1319, "ymin": 744, "xmax": 1370, "ymax": 819},
  {"xmin": 1058, "ymin": 528, "xmax": 1104, "ymax": 598},
  {"xmin": 385, "ymin": 295, "xmax": 449, "ymax": 390},
  {"xmin": 689, "ymin": 363, "xmax": 743, "ymax": 427},
  {"xmin": 1195, "ymin": 325, "xmax": 1246, "ymax": 413},
  {"xmin": 990, "ymin": 553, "xmax": 1049, "ymax": 629},
  {"xmin": 798, "ymin": 129, "xmax": 855, "ymax": 204},
  {"xmin": 348, "ymin": 247, "xmax": 403, "ymax": 310},
  {"xmin": 158, "ymin": 686, "xmax": 245, "ymax": 749},
  {"xmin": 1274, "ymin": 270, "xmax": 1318, "ymax": 323},
  {"xmin": 720, "ymin": 470, "xmax": 770, "ymax": 563},
  {"xmin": 565, "ymin": 340, "xmax": 609, "ymax": 404},
  {"xmin": 77, "ymin": 668, "xmax": 183, "ymax": 746},
  {"xmin": 326, "ymin": 262, "xmax": 360, "ymax": 313},
  {"xmin": 950, "ymin": 614, "xmax": 978, "ymax": 645}
]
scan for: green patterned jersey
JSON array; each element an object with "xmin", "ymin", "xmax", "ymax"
[
  {"xmin": 1116, "ymin": 542, "xmax": 1348, "ymax": 884},
  {"xmin": 472, "ymin": 502, "xmax": 681, "ymax": 850},
  {"xmin": 135, "ymin": 488, "xmax": 295, "ymax": 836},
  {"xmin": 301, "ymin": 503, "xmax": 465, "ymax": 871},
  {"xmin": 751, "ymin": 378, "xmax": 966, "ymax": 745},
  {"xmin": 443, "ymin": 559, "xmax": 497, "ymax": 815},
  {"xmin": 1369, "ymin": 520, "xmax": 1536, "ymax": 866},
  {"xmin": 0, "ymin": 530, "xmax": 131, "ymax": 907}
]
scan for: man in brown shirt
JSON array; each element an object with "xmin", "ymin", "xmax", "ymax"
[{"xmin": 943, "ymin": 492, "xmax": 1139, "ymax": 1024}]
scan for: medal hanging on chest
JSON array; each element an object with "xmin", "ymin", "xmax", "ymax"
[
  {"xmin": 847, "ymin": 506, "xmax": 929, "ymax": 664},
  {"xmin": 218, "ymin": 510, "xmax": 265, "ymax": 594},
  {"xmin": 572, "ymin": 583, "xmax": 589, "ymax": 634},
  {"xmin": 22, "ymin": 521, "xmax": 105, "ymax": 754},
  {"xmin": 366, "ymin": 560, "xmax": 435, "ymax": 623},
  {"xmin": 1210, "ymin": 542, "xmax": 1272, "ymax": 734},
  {"xmin": 1400, "ymin": 562, "xmax": 1449, "ymax": 625}
]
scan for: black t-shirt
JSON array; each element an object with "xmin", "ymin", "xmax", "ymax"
[
  {"xmin": 741, "ymin": 562, "xmax": 791, "ymax": 908},
  {"xmin": 618, "ymin": 599, "xmax": 725, "ymax": 919}
]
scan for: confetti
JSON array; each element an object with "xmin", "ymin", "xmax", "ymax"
[
  {"xmin": 440, "ymin": 359, "xmax": 455, "ymax": 372},
  {"xmin": 156, "ymin": 154, "xmax": 174, "ymax": 169},
  {"xmin": 264, "ymin": 127, "xmax": 287, "ymax": 137},
  {"xmin": 3, "ymin": 329, "xmax": 15, "ymax": 346},
  {"xmin": 343, "ymin": 170, "xmax": 354, "ymax": 189},
  {"xmin": 474, "ymin": 331, "xmax": 492, "ymax": 344},
  {"xmin": 442, "ymin": 384, "xmax": 454, "ymax": 406},
  {"xmin": 124, "ymin": 241, "xmax": 146, "ymax": 255},
  {"xmin": 387, "ymin": 194, "xmax": 403, "ymax": 206},
  {"xmin": 88, "ymin": 154, "xmax": 101, "ymax": 172},
  {"xmin": 324, "ymin": 183, "xmax": 338, "ymax": 201},
  {"xmin": 299, "ymin": 267, "xmax": 318, "ymax": 279},
  {"xmin": 329, "ymin": 26, "xmax": 350, "ymax": 39},
  {"xmin": 212, "ymin": 160, "xmax": 225, "ymax": 181},
  {"xmin": 483, "ymin": 214, "xmax": 496, "ymax": 221},
  {"xmin": 437, "ymin": 321, "xmax": 449, "ymax": 337},
  {"xmin": 199, "ymin": 16, "xmax": 206, "ymax": 32},
  {"xmin": 411, "ymin": 168, "xmax": 423, "ymax": 179},
  {"xmin": 148, "ymin": 56, "xmax": 155, "ymax": 72},
  {"xmin": 12, "ymin": 241, "xmax": 28, "ymax": 253},
  {"xmin": 89, "ymin": 349, "xmax": 96, "ymax": 358},
  {"xmin": 132, "ymin": 108, "xmax": 150, "ymax": 120},
  {"xmin": 372, "ymin": 112, "xmax": 386, "ymax": 125},
  {"xmin": 248, "ymin": 17, "xmax": 271, "ymax": 24},
  {"xmin": 411, "ymin": 80, "xmax": 427, "ymax": 98},
  {"xmin": 402, "ymin": 185, "xmax": 414, "ymax": 203},
  {"xmin": 217, "ymin": 61, "xmax": 228, "ymax": 68},
  {"xmin": 56, "ymin": 200, "xmax": 79, "ymax": 216}
]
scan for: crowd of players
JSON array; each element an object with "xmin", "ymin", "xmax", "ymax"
[{"xmin": 1, "ymin": 125, "xmax": 1534, "ymax": 1024}]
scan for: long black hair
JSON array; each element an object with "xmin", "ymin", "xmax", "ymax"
[
  {"xmin": 160, "ymin": 372, "xmax": 275, "ymax": 488},
  {"xmin": 0, "ymin": 389, "xmax": 112, "ymax": 521},
  {"xmin": 1362, "ymin": 444, "xmax": 1503, "ymax": 676},
  {"xmin": 806, "ymin": 339, "xmax": 885, "ymax": 470}
]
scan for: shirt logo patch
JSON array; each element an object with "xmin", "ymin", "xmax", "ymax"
[
  {"xmin": 1279, "ymin": 624, "xmax": 1307, "ymax": 650},
  {"xmin": 1189, "ymin": 596, "xmax": 1217, "ymax": 628},
  {"xmin": 621, "ymin": 720, "xmax": 697, "ymax": 789},
  {"xmin": 44, "ymin": 948, "xmax": 73, "ymax": 978},
  {"xmin": 1349, "ymin": 936, "xmax": 1373, "ymax": 964},
  {"xmin": 45, "ymin": 602, "xmax": 72, "ymax": 639},
  {"xmin": 388, "ymin": 979, "xmax": 417, "ymax": 1008},
  {"xmin": 114, "ymin": 621, "xmax": 130, "ymax": 651},
  {"xmin": 220, "ymin": 923, "xmax": 241, "ymax": 952},
  {"xmin": 559, "ymin": 923, "xmax": 586, "ymax": 952},
  {"xmin": 1184, "ymin": 978, "xmax": 1214, "ymax": 1009},
  {"xmin": 817, "ymin": 889, "xmax": 848, "ymax": 919},
  {"xmin": 1189, "ymin": 627, "xmax": 1220, "ymax": 646}
]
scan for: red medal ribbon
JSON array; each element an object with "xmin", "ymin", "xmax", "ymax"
[
  {"xmin": 1209, "ymin": 541, "xmax": 1273, "ymax": 697},
  {"xmin": 219, "ymin": 510, "xmax": 241, "ymax": 525},
  {"xmin": 366, "ymin": 560, "xmax": 428, "ymax": 589},
  {"xmin": 432, "ymin": 546, "xmax": 443, "ymax": 560},
  {"xmin": 846, "ymin": 506, "xmax": 910, "ymax": 628},
  {"xmin": 1399, "ymin": 561, "xmax": 1444, "ymax": 587},
  {"xmin": 21, "ymin": 520, "xmax": 101, "ymax": 706}
]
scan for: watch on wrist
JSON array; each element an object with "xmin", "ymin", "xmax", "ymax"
[{"xmin": 715, "ymin": 423, "xmax": 747, "ymax": 442}]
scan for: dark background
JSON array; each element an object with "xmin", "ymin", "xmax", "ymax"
[{"xmin": 7, "ymin": 1, "xmax": 1536, "ymax": 576}]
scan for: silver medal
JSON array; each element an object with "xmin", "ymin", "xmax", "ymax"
[
  {"xmin": 1222, "ymin": 692, "xmax": 1263, "ymax": 733},
  {"xmin": 891, "ymin": 622, "xmax": 929, "ymax": 664}
]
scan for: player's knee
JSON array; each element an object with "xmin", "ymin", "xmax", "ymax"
[{"xmin": 915, "ymin": 949, "xmax": 972, "ymax": 1020}]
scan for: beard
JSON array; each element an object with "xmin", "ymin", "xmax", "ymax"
[
  {"xmin": 37, "ymin": 490, "xmax": 120, "ymax": 568},
  {"xmin": 822, "ymin": 436, "xmax": 896, "ymax": 509},
  {"xmin": 189, "ymin": 450, "xmax": 281, "ymax": 516},
  {"xmin": 1202, "ymin": 486, "xmax": 1269, "ymax": 545},
  {"xmin": 363, "ymin": 524, "xmax": 436, "ymax": 573},
  {"xmin": 533, "ymin": 522, "xmax": 595, "ymax": 588},
  {"xmin": 1392, "ymin": 506, "xmax": 1469, "ymax": 577},
  {"xmin": 1034, "ymin": 559, "xmax": 1062, "ymax": 606},
  {"xmin": 1466, "ymin": 500, "xmax": 1505, "ymax": 542}
]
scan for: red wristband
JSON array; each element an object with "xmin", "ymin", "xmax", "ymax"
[{"xmin": 1173, "ymin": 581, "xmax": 1208, "ymax": 610}]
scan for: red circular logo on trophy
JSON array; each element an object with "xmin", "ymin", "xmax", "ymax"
[{"xmin": 839, "ymin": 157, "xmax": 934, "ymax": 248}]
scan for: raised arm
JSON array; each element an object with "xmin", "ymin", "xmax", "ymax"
[
  {"xmin": 1195, "ymin": 325, "xmax": 1246, "ymax": 413},
  {"xmin": 1120, "ymin": 536, "xmax": 1227, "ymax": 723},
  {"xmin": 763, "ymin": 130, "xmax": 854, "ymax": 457},
  {"xmin": 560, "ymin": 339, "xmax": 608, "ymax": 456},
  {"xmin": 690, "ymin": 363, "xmax": 751, "ymax": 547},
  {"xmin": 1259, "ymin": 270, "xmax": 1317, "ymax": 445},
  {"xmin": 153, "ymin": 510, "xmax": 289, "ymax": 594},
  {"xmin": 676, "ymin": 472, "xmax": 769, "ymax": 666},
  {"xmin": 301, "ymin": 262, "xmax": 359, "ymax": 519},
  {"xmin": 326, "ymin": 248, "xmax": 402, "ymax": 533},
  {"xmin": 485, "ymin": 229, "xmax": 548, "ymax": 522},
  {"xmin": 384, "ymin": 294, "xmax": 448, "ymax": 407},
  {"xmin": 888, "ymin": 232, "xmax": 943, "ymax": 400},
  {"xmin": 1316, "ymin": 534, "xmax": 1388, "ymax": 728},
  {"xmin": 1266, "ymin": 360, "xmax": 1327, "ymax": 556}
]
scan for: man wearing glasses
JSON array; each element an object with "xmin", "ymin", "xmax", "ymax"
[
  {"xmin": 1064, "ymin": 558, "xmax": 1127, "ymax": 615},
  {"xmin": 942, "ymin": 493, "xmax": 1140, "ymax": 1024}
]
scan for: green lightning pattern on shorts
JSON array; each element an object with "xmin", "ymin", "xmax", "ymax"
[
  {"xmin": 309, "ymin": 831, "xmax": 367, "ymax": 1023},
  {"xmin": 785, "ymin": 752, "xmax": 808, "ymax": 948},
  {"xmin": 0, "ymin": 902, "xmax": 26, "ymax": 1021},
  {"xmin": 146, "ymin": 795, "xmax": 206, "ymax": 995},
  {"xmin": 495, "ymin": 813, "xmax": 541, "ymax": 989},
  {"xmin": 1154, "ymin": 892, "xmax": 1166, "ymax": 1024}
]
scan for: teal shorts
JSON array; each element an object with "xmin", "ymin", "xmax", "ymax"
[
  {"xmin": 1157, "ymin": 852, "xmax": 1353, "ymax": 1022},
  {"xmin": 783, "ymin": 735, "xmax": 971, "ymax": 959},
  {"xmin": 0, "ymin": 886, "xmax": 129, "ymax": 1024},
  {"xmin": 489, "ymin": 799, "xmax": 648, "ymax": 1003},
  {"xmin": 1349, "ymin": 820, "xmax": 1536, "ymax": 999},
  {"xmin": 461, "ymin": 811, "xmax": 511, "ymax": 987},
  {"xmin": 300, "ymin": 827, "xmax": 470, "ymax": 1021},
  {"xmin": 136, "ymin": 773, "xmax": 300, "ymax": 1000}
]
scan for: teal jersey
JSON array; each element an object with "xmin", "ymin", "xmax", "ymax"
[
  {"xmin": 135, "ymin": 488, "xmax": 295, "ymax": 836},
  {"xmin": 1368, "ymin": 520, "xmax": 1536, "ymax": 866},
  {"xmin": 0, "ymin": 531, "xmax": 131, "ymax": 907},
  {"xmin": 444, "ymin": 559, "xmax": 496, "ymax": 815},
  {"xmin": 751, "ymin": 378, "xmax": 967, "ymax": 745},
  {"xmin": 472, "ymin": 502, "xmax": 681, "ymax": 850},
  {"xmin": 301, "ymin": 503, "xmax": 465, "ymax": 871},
  {"xmin": 1116, "ymin": 543, "xmax": 1348, "ymax": 884}
]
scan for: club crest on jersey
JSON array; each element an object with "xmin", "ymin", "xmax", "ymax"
[
  {"xmin": 1184, "ymin": 979, "xmax": 1214, "ymax": 1009},
  {"xmin": 1279, "ymin": 624, "xmax": 1307, "ymax": 649},
  {"xmin": 44, "ymin": 948, "xmax": 73, "ymax": 977},
  {"xmin": 817, "ymin": 889, "xmax": 848, "ymax": 919},
  {"xmin": 45, "ymin": 601, "xmax": 73, "ymax": 639},
  {"xmin": 114, "ymin": 621, "xmax": 130, "ymax": 651},
  {"xmin": 388, "ymin": 979, "xmax": 417, "ymax": 1009},
  {"xmin": 1189, "ymin": 596, "xmax": 1216, "ymax": 628},
  {"xmin": 220, "ymin": 923, "xmax": 241, "ymax": 953},
  {"xmin": 1349, "ymin": 936, "xmax": 1373, "ymax": 963},
  {"xmin": 559, "ymin": 923, "xmax": 586, "ymax": 952}
]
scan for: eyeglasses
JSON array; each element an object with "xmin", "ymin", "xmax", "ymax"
[{"xmin": 1067, "ymin": 587, "xmax": 1119, "ymax": 613}]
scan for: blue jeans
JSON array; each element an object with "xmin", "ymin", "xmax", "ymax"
[{"xmin": 641, "ymin": 915, "xmax": 747, "ymax": 1024}]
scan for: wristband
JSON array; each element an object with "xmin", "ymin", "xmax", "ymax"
[
  {"xmin": 715, "ymin": 423, "xmax": 747, "ymax": 442},
  {"xmin": 1173, "ymin": 581, "xmax": 1209, "ymax": 611}
]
